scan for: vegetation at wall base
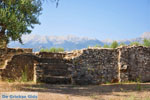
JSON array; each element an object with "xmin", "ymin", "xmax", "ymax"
[{"xmin": 20, "ymin": 66, "xmax": 28, "ymax": 82}]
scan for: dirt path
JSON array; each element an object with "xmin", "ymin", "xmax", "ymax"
[{"xmin": 0, "ymin": 82, "xmax": 150, "ymax": 100}]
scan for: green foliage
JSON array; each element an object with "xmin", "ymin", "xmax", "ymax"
[
  {"xmin": 110, "ymin": 41, "xmax": 118, "ymax": 48},
  {"xmin": 6, "ymin": 79, "xmax": 14, "ymax": 83},
  {"xmin": 130, "ymin": 42, "xmax": 141, "ymax": 46},
  {"xmin": 0, "ymin": 0, "xmax": 42, "ymax": 47},
  {"xmin": 143, "ymin": 38, "xmax": 150, "ymax": 47},
  {"xmin": 94, "ymin": 44, "xmax": 101, "ymax": 48},
  {"xmin": 136, "ymin": 77, "xmax": 142, "ymax": 91},
  {"xmin": 119, "ymin": 42, "xmax": 126, "ymax": 46},
  {"xmin": 20, "ymin": 66, "xmax": 28, "ymax": 82},
  {"xmin": 103, "ymin": 44, "xmax": 110, "ymax": 48},
  {"xmin": 40, "ymin": 48, "xmax": 49, "ymax": 52},
  {"xmin": 40, "ymin": 47, "xmax": 65, "ymax": 53}
]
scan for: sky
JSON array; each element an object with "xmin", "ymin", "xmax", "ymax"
[{"xmin": 31, "ymin": 0, "xmax": 150, "ymax": 40}]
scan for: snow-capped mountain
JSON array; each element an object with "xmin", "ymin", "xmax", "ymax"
[
  {"xmin": 9, "ymin": 34, "xmax": 104, "ymax": 51},
  {"xmin": 141, "ymin": 32, "xmax": 150, "ymax": 39},
  {"xmin": 9, "ymin": 32, "xmax": 150, "ymax": 52},
  {"xmin": 102, "ymin": 32, "xmax": 150, "ymax": 44}
]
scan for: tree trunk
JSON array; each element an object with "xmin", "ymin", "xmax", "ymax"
[{"xmin": 0, "ymin": 29, "xmax": 7, "ymax": 50}]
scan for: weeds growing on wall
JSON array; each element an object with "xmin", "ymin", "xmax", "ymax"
[
  {"xmin": 136, "ymin": 77, "xmax": 142, "ymax": 91},
  {"xmin": 20, "ymin": 65, "xmax": 28, "ymax": 82},
  {"xmin": 6, "ymin": 78, "xmax": 14, "ymax": 83}
]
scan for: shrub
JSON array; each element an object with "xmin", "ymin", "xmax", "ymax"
[
  {"xmin": 130, "ymin": 42, "xmax": 141, "ymax": 46},
  {"xmin": 40, "ymin": 48, "xmax": 49, "ymax": 52},
  {"xmin": 119, "ymin": 42, "xmax": 126, "ymax": 46},
  {"xmin": 143, "ymin": 38, "xmax": 150, "ymax": 47},
  {"xmin": 55, "ymin": 48, "xmax": 65, "ymax": 52},
  {"xmin": 94, "ymin": 44, "xmax": 101, "ymax": 48},
  {"xmin": 103, "ymin": 44, "xmax": 110, "ymax": 48},
  {"xmin": 110, "ymin": 41, "xmax": 118, "ymax": 48},
  {"xmin": 40, "ymin": 47, "xmax": 64, "ymax": 53}
]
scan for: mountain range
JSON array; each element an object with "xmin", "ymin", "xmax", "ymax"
[{"xmin": 9, "ymin": 32, "xmax": 150, "ymax": 52}]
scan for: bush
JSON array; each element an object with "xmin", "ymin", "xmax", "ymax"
[
  {"xmin": 55, "ymin": 48, "xmax": 65, "ymax": 52},
  {"xmin": 40, "ymin": 47, "xmax": 64, "ymax": 53},
  {"xmin": 110, "ymin": 41, "xmax": 118, "ymax": 48},
  {"xmin": 143, "ymin": 39, "xmax": 150, "ymax": 47},
  {"xmin": 119, "ymin": 42, "xmax": 126, "ymax": 46},
  {"xmin": 103, "ymin": 44, "xmax": 110, "ymax": 48},
  {"xmin": 94, "ymin": 44, "xmax": 101, "ymax": 48},
  {"xmin": 40, "ymin": 48, "xmax": 49, "ymax": 52},
  {"xmin": 130, "ymin": 42, "xmax": 141, "ymax": 46}
]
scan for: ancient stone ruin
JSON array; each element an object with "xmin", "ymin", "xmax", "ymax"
[{"xmin": 0, "ymin": 46, "xmax": 150, "ymax": 85}]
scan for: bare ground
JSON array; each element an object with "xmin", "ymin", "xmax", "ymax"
[{"xmin": 0, "ymin": 82, "xmax": 150, "ymax": 100}]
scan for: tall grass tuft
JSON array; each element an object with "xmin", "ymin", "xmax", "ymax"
[{"xmin": 20, "ymin": 66, "xmax": 28, "ymax": 82}]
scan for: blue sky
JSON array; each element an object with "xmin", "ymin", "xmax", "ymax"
[{"xmin": 31, "ymin": 0, "xmax": 150, "ymax": 40}]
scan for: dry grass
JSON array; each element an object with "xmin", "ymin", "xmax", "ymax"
[{"xmin": 0, "ymin": 81, "xmax": 150, "ymax": 100}]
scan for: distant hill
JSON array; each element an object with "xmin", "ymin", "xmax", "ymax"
[
  {"xmin": 102, "ymin": 32, "xmax": 150, "ymax": 45},
  {"xmin": 9, "ymin": 35, "xmax": 104, "ymax": 51},
  {"xmin": 9, "ymin": 32, "xmax": 150, "ymax": 52}
]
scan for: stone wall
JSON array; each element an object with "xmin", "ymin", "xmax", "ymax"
[
  {"xmin": 0, "ymin": 48, "xmax": 32, "ymax": 68},
  {"xmin": 36, "ymin": 52, "xmax": 66, "ymax": 59},
  {"xmin": 35, "ymin": 52, "xmax": 72, "ymax": 84},
  {"xmin": 1, "ymin": 54, "xmax": 38, "ymax": 81},
  {"xmin": 118, "ymin": 46, "xmax": 150, "ymax": 82},
  {"xmin": 0, "ymin": 46, "xmax": 150, "ymax": 84},
  {"xmin": 0, "ymin": 49, "xmax": 6, "ymax": 67},
  {"xmin": 0, "ymin": 48, "xmax": 33, "ymax": 81},
  {"xmin": 70, "ymin": 48, "xmax": 119, "ymax": 85},
  {"xmin": 70, "ymin": 46, "xmax": 150, "ymax": 84}
]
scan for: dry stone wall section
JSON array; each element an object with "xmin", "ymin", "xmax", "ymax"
[
  {"xmin": 118, "ymin": 46, "xmax": 150, "ymax": 82},
  {"xmin": 0, "ymin": 48, "xmax": 33, "ymax": 81},
  {"xmin": 35, "ymin": 52, "xmax": 72, "ymax": 84},
  {"xmin": 0, "ymin": 46, "xmax": 150, "ymax": 84},
  {"xmin": 70, "ymin": 48, "xmax": 119, "ymax": 85}
]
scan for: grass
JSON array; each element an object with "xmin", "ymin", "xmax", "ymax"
[
  {"xmin": 118, "ymin": 80, "xmax": 142, "ymax": 91},
  {"xmin": 5, "ymin": 66, "xmax": 29, "ymax": 83},
  {"xmin": 125, "ymin": 96, "xmax": 150, "ymax": 100},
  {"xmin": 20, "ymin": 66, "xmax": 28, "ymax": 82},
  {"xmin": 0, "ymin": 63, "xmax": 5, "ymax": 68},
  {"xmin": 90, "ymin": 94, "xmax": 98, "ymax": 100},
  {"xmin": 6, "ymin": 78, "xmax": 15, "ymax": 83},
  {"xmin": 136, "ymin": 82, "xmax": 142, "ymax": 91}
]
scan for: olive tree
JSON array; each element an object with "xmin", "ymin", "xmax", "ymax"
[{"xmin": 0, "ymin": 0, "xmax": 42, "ymax": 49}]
